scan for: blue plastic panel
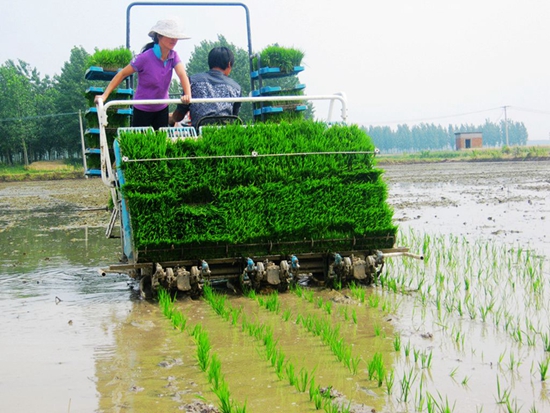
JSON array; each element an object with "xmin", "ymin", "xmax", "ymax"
[
  {"xmin": 116, "ymin": 108, "xmax": 133, "ymax": 116},
  {"xmin": 86, "ymin": 107, "xmax": 133, "ymax": 116},
  {"xmin": 85, "ymin": 169, "xmax": 101, "ymax": 176},
  {"xmin": 254, "ymin": 105, "xmax": 307, "ymax": 116},
  {"xmin": 85, "ymin": 87, "xmax": 134, "ymax": 97},
  {"xmin": 251, "ymin": 84, "xmax": 306, "ymax": 97},
  {"xmin": 261, "ymin": 106, "xmax": 284, "ymax": 114},
  {"xmin": 85, "ymin": 66, "xmax": 121, "ymax": 81},
  {"xmin": 250, "ymin": 66, "xmax": 304, "ymax": 79},
  {"xmin": 252, "ymin": 86, "xmax": 281, "ymax": 97},
  {"xmin": 85, "ymin": 86, "xmax": 104, "ymax": 95},
  {"xmin": 253, "ymin": 106, "xmax": 284, "ymax": 115}
]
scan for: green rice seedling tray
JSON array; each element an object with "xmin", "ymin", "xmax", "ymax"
[{"xmin": 117, "ymin": 121, "xmax": 397, "ymax": 263}]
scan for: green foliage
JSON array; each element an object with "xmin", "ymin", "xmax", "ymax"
[
  {"xmin": 251, "ymin": 45, "xmax": 310, "ymax": 123},
  {"xmin": 0, "ymin": 61, "xmax": 36, "ymax": 165},
  {"xmin": 118, "ymin": 121, "xmax": 396, "ymax": 262},
  {"xmin": 87, "ymin": 46, "xmax": 132, "ymax": 70},
  {"xmin": 377, "ymin": 145, "xmax": 550, "ymax": 164},
  {"xmin": 253, "ymin": 45, "xmax": 305, "ymax": 72},
  {"xmin": 0, "ymin": 59, "xmax": 70, "ymax": 165},
  {"xmin": 52, "ymin": 47, "xmax": 90, "ymax": 154},
  {"xmin": 527, "ymin": 146, "xmax": 549, "ymax": 157},
  {"xmin": 0, "ymin": 47, "xmax": 91, "ymax": 165}
]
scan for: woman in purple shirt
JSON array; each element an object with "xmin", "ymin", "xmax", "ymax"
[{"xmin": 95, "ymin": 19, "xmax": 192, "ymax": 129}]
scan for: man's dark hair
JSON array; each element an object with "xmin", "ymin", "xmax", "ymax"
[{"xmin": 208, "ymin": 47, "xmax": 235, "ymax": 70}]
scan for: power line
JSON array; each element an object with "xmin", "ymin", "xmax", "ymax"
[
  {"xmin": 509, "ymin": 106, "xmax": 550, "ymax": 116},
  {"xmin": 366, "ymin": 107, "xmax": 504, "ymax": 126},
  {"xmin": 0, "ymin": 112, "xmax": 79, "ymax": 123}
]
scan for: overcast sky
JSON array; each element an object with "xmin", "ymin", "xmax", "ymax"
[{"xmin": 2, "ymin": 0, "xmax": 550, "ymax": 141}]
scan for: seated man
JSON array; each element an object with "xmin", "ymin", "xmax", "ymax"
[{"xmin": 169, "ymin": 46, "xmax": 242, "ymax": 129}]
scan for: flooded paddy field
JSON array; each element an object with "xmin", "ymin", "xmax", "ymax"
[{"xmin": 0, "ymin": 160, "xmax": 548, "ymax": 412}]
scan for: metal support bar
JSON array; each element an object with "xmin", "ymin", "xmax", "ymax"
[
  {"xmin": 383, "ymin": 251, "xmax": 425, "ymax": 260},
  {"xmin": 95, "ymin": 94, "xmax": 348, "ymax": 191},
  {"xmin": 106, "ymin": 202, "xmax": 119, "ymax": 238},
  {"xmin": 126, "ymin": 2, "xmax": 254, "ymax": 93}
]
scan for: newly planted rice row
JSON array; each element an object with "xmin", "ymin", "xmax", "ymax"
[
  {"xmin": 158, "ymin": 288, "xmax": 247, "ymax": 412},
  {"xmin": 155, "ymin": 226, "xmax": 548, "ymax": 412},
  {"xmin": 160, "ymin": 285, "xmax": 333, "ymax": 410},
  {"xmin": 202, "ymin": 285, "xmax": 360, "ymax": 412},
  {"xmin": 377, "ymin": 228, "xmax": 550, "ymax": 412}
]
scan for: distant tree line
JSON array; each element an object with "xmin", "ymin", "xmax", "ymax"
[
  {"xmin": 0, "ymin": 47, "xmax": 90, "ymax": 165},
  {"xmin": 365, "ymin": 120, "xmax": 528, "ymax": 153},
  {"xmin": 0, "ymin": 42, "xmax": 529, "ymax": 166}
]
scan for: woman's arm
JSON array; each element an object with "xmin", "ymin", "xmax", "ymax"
[
  {"xmin": 174, "ymin": 62, "xmax": 192, "ymax": 104},
  {"xmin": 94, "ymin": 64, "xmax": 136, "ymax": 104}
]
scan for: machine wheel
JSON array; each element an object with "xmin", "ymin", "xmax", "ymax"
[
  {"xmin": 190, "ymin": 283, "xmax": 203, "ymax": 300},
  {"xmin": 139, "ymin": 273, "xmax": 153, "ymax": 299},
  {"xmin": 252, "ymin": 277, "xmax": 261, "ymax": 292}
]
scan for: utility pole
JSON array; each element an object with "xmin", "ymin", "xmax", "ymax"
[{"xmin": 503, "ymin": 105, "xmax": 509, "ymax": 146}]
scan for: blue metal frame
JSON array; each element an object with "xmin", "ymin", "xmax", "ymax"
[{"xmin": 113, "ymin": 139, "xmax": 135, "ymax": 262}]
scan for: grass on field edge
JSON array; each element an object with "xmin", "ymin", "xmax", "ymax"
[
  {"xmin": 1, "ymin": 145, "xmax": 549, "ymax": 181},
  {"xmin": 0, "ymin": 161, "xmax": 84, "ymax": 182},
  {"xmin": 0, "ymin": 170, "xmax": 84, "ymax": 182},
  {"xmin": 376, "ymin": 145, "xmax": 550, "ymax": 165}
]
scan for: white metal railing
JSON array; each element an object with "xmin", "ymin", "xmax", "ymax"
[{"xmin": 95, "ymin": 93, "xmax": 348, "ymax": 188}]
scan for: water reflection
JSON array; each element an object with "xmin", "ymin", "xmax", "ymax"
[
  {"xmin": 0, "ymin": 203, "xmax": 132, "ymax": 412},
  {"xmin": 1, "ymin": 221, "xmax": 120, "ymax": 275}
]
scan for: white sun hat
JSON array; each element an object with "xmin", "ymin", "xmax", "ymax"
[{"xmin": 148, "ymin": 19, "xmax": 190, "ymax": 40}]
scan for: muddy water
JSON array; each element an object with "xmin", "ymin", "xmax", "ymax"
[
  {"xmin": 0, "ymin": 161, "xmax": 548, "ymax": 412},
  {"xmin": 381, "ymin": 160, "xmax": 550, "ymax": 412},
  {"xmin": 384, "ymin": 160, "xmax": 549, "ymax": 250}
]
